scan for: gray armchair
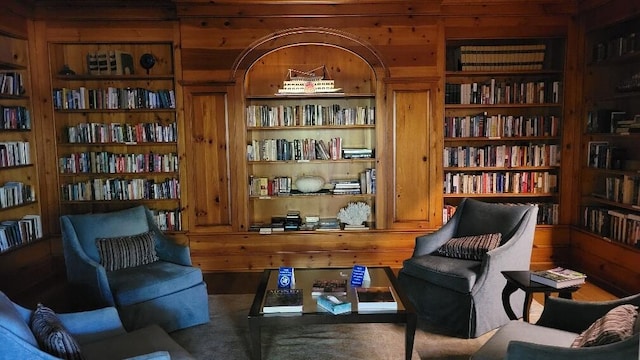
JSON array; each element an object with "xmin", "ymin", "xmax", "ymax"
[
  {"xmin": 60, "ymin": 205, "xmax": 209, "ymax": 332},
  {"xmin": 397, "ymin": 198, "xmax": 538, "ymax": 338},
  {"xmin": 472, "ymin": 293, "xmax": 640, "ymax": 360}
]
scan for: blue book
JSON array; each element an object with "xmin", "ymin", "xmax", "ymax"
[{"xmin": 317, "ymin": 294, "xmax": 351, "ymax": 315}]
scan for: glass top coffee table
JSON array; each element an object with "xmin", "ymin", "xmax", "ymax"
[{"xmin": 248, "ymin": 266, "xmax": 417, "ymax": 360}]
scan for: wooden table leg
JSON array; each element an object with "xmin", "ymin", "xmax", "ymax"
[{"xmin": 501, "ymin": 281, "xmax": 519, "ymax": 320}]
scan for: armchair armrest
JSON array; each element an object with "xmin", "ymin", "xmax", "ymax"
[
  {"xmin": 58, "ymin": 307, "xmax": 126, "ymax": 345},
  {"xmin": 60, "ymin": 217, "xmax": 115, "ymax": 306},
  {"xmin": 144, "ymin": 208, "xmax": 192, "ymax": 266},
  {"xmin": 506, "ymin": 335, "xmax": 640, "ymax": 360},
  {"xmin": 536, "ymin": 293, "xmax": 640, "ymax": 333}
]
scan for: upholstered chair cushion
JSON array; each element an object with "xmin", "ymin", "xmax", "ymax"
[
  {"xmin": 96, "ymin": 231, "xmax": 159, "ymax": 271},
  {"xmin": 571, "ymin": 304, "xmax": 638, "ymax": 347},
  {"xmin": 435, "ymin": 233, "xmax": 501, "ymax": 260},
  {"xmin": 30, "ymin": 304, "xmax": 85, "ymax": 360}
]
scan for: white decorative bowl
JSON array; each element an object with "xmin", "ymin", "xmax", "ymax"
[{"xmin": 295, "ymin": 176, "xmax": 325, "ymax": 193}]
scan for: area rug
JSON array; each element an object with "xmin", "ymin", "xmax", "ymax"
[{"xmin": 170, "ymin": 294, "xmax": 543, "ymax": 360}]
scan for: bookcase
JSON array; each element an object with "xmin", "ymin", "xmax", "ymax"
[
  {"xmin": 0, "ymin": 31, "xmax": 43, "ymax": 254},
  {"xmin": 443, "ymin": 38, "xmax": 566, "ymax": 225},
  {"xmin": 580, "ymin": 16, "xmax": 640, "ymax": 251},
  {"xmin": 49, "ymin": 42, "xmax": 182, "ymax": 231},
  {"xmin": 243, "ymin": 45, "xmax": 377, "ymax": 231}
]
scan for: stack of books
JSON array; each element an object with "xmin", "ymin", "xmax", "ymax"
[
  {"xmin": 262, "ymin": 288, "xmax": 303, "ymax": 313},
  {"xmin": 311, "ymin": 279, "xmax": 348, "ymax": 296},
  {"xmin": 530, "ymin": 267, "xmax": 587, "ymax": 289},
  {"xmin": 342, "ymin": 148, "xmax": 373, "ymax": 159},
  {"xmin": 331, "ymin": 179, "xmax": 361, "ymax": 195},
  {"xmin": 317, "ymin": 294, "xmax": 351, "ymax": 315}
]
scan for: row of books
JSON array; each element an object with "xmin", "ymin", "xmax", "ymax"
[
  {"xmin": 586, "ymin": 141, "xmax": 625, "ymax": 170},
  {"xmin": 445, "ymin": 80, "xmax": 561, "ymax": 105},
  {"xmin": 0, "ymin": 214, "xmax": 42, "ymax": 253},
  {"xmin": 150, "ymin": 208, "xmax": 182, "ymax": 232},
  {"xmin": 443, "ymin": 202, "xmax": 559, "ymax": 225},
  {"xmin": 0, "ymin": 181, "xmax": 35, "ymax": 209},
  {"xmin": 1, "ymin": 106, "xmax": 30, "ymax": 130},
  {"xmin": 248, "ymin": 176, "xmax": 293, "ymax": 197},
  {"xmin": 457, "ymin": 44, "xmax": 547, "ymax": 71},
  {"xmin": 60, "ymin": 177, "xmax": 180, "ymax": 201},
  {"xmin": 581, "ymin": 206, "xmax": 640, "ymax": 248},
  {"xmin": 592, "ymin": 32, "xmax": 639, "ymax": 63},
  {"xmin": 444, "ymin": 113, "xmax": 560, "ymax": 138},
  {"xmin": 65, "ymin": 122, "xmax": 177, "ymax": 144},
  {"xmin": 601, "ymin": 175, "xmax": 640, "ymax": 206},
  {"xmin": 246, "ymin": 104, "xmax": 375, "ymax": 127},
  {"xmin": 0, "ymin": 141, "xmax": 30, "ymax": 168},
  {"xmin": 263, "ymin": 281, "xmax": 397, "ymax": 314},
  {"xmin": 247, "ymin": 137, "xmax": 346, "ymax": 162},
  {"xmin": 59, "ymin": 151, "xmax": 179, "ymax": 174},
  {"xmin": 248, "ymin": 171, "xmax": 376, "ymax": 198},
  {"xmin": 444, "ymin": 144, "xmax": 560, "ymax": 168},
  {"xmin": 0, "ymin": 71, "xmax": 25, "ymax": 96},
  {"xmin": 443, "ymin": 171, "xmax": 558, "ymax": 195},
  {"xmin": 52, "ymin": 87, "xmax": 176, "ymax": 110},
  {"xmin": 86, "ymin": 50, "xmax": 135, "ymax": 75}
]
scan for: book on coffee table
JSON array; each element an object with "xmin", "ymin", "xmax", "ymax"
[
  {"xmin": 530, "ymin": 267, "xmax": 586, "ymax": 289},
  {"xmin": 355, "ymin": 286, "xmax": 397, "ymax": 311},
  {"xmin": 263, "ymin": 288, "xmax": 303, "ymax": 313},
  {"xmin": 311, "ymin": 279, "xmax": 348, "ymax": 296}
]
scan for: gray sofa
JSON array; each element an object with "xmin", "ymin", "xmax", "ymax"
[
  {"xmin": 0, "ymin": 290, "xmax": 194, "ymax": 360},
  {"xmin": 472, "ymin": 293, "xmax": 640, "ymax": 360}
]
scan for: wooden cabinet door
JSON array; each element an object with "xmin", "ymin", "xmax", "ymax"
[
  {"xmin": 183, "ymin": 85, "xmax": 235, "ymax": 231},
  {"xmin": 387, "ymin": 81, "xmax": 441, "ymax": 229}
]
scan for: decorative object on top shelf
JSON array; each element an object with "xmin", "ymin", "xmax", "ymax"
[
  {"xmin": 294, "ymin": 175, "xmax": 325, "ymax": 193},
  {"xmin": 139, "ymin": 53, "xmax": 156, "ymax": 75},
  {"xmin": 58, "ymin": 64, "xmax": 75, "ymax": 76},
  {"xmin": 87, "ymin": 50, "xmax": 134, "ymax": 75},
  {"xmin": 277, "ymin": 65, "xmax": 342, "ymax": 95},
  {"xmin": 337, "ymin": 201, "xmax": 370, "ymax": 226}
]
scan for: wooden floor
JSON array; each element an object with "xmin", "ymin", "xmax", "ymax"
[{"xmin": 9, "ymin": 269, "xmax": 619, "ymax": 313}]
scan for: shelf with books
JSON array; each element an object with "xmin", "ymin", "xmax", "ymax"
[
  {"xmin": 580, "ymin": 15, "xmax": 640, "ymax": 249},
  {"xmin": 245, "ymin": 99, "xmax": 376, "ymax": 230},
  {"xmin": 0, "ymin": 31, "xmax": 43, "ymax": 257},
  {"xmin": 49, "ymin": 42, "xmax": 181, "ymax": 228},
  {"xmin": 444, "ymin": 38, "xmax": 564, "ymax": 225}
]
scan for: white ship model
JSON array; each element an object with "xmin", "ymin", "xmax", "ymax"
[{"xmin": 277, "ymin": 66, "xmax": 342, "ymax": 94}]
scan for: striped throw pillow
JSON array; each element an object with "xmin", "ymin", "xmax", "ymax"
[
  {"xmin": 30, "ymin": 304, "xmax": 84, "ymax": 360},
  {"xmin": 95, "ymin": 231, "xmax": 159, "ymax": 271},
  {"xmin": 435, "ymin": 233, "xmax": 502, "ymax": 260},
  {"xmin": 571, "ymin": 304, "xmax": 638, "ymax": 347}
]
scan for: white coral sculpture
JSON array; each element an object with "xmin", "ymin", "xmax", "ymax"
[{"xmin": 337, "ymin": 201, "xmax": 371, "ymax": 226}]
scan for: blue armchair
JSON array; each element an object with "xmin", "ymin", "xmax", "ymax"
[
  {"xmin": 398, "ymin": 198, "xmax": 538, "ymax": 338},
  {"xmin": 60, "ymin": 205, "xmax": 209, "ymax": 332},
  {"xmin": 0, "ymin": 290, "xmax": 194, "ymax": 360}
]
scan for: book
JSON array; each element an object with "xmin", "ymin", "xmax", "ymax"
[
  {"xmin": 355, "ymin": 286, "xmax": 397, "ymax": 311},
  {"xmin": 311, "ymin": 279, "xmax": 347, "ymax": 296},
  {"xmin": 530, "ymin": 267, "xmax": 587, "ymax": 289},
  {"xmin": 317, "ymin": 294, "xmax": 352, "ymax": 315},
  {"xmin": 263, "ymin": 288, "xmax": 303, "ymax": 313}
]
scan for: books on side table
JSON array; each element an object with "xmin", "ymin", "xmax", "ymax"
[
  {"xmin": 355, "ymin": 286, "xmax": 398, "ymax": 311},
  {"xmin": 262, "ymin": 288, "xmax": 303, "ymax": 313},
  {"xmin": 317, "ymin": 294, "xmax": 352, "ymax": 315},
  {"xmin": 530, "ymin": 267, "xmax": 587, "ymax": 289}
]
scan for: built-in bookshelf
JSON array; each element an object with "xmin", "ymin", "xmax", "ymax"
[
  {"xmin": 580, "ymin": 15, "xmax": 640, "ymax": 250},
  {"xmin": 244, "ymin": 46, "xmax": 377, "ymax": 232},
  {"xmin": 49, "ymin": 42, "xmax": 182, "ymax": 231},
  {"xmin": 444, "ymin": 38, "xmax": 565, "ymax": 225},
  {"xmin": 0, "ymin": 31, "xmax": 43, "ymax": 254}
]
